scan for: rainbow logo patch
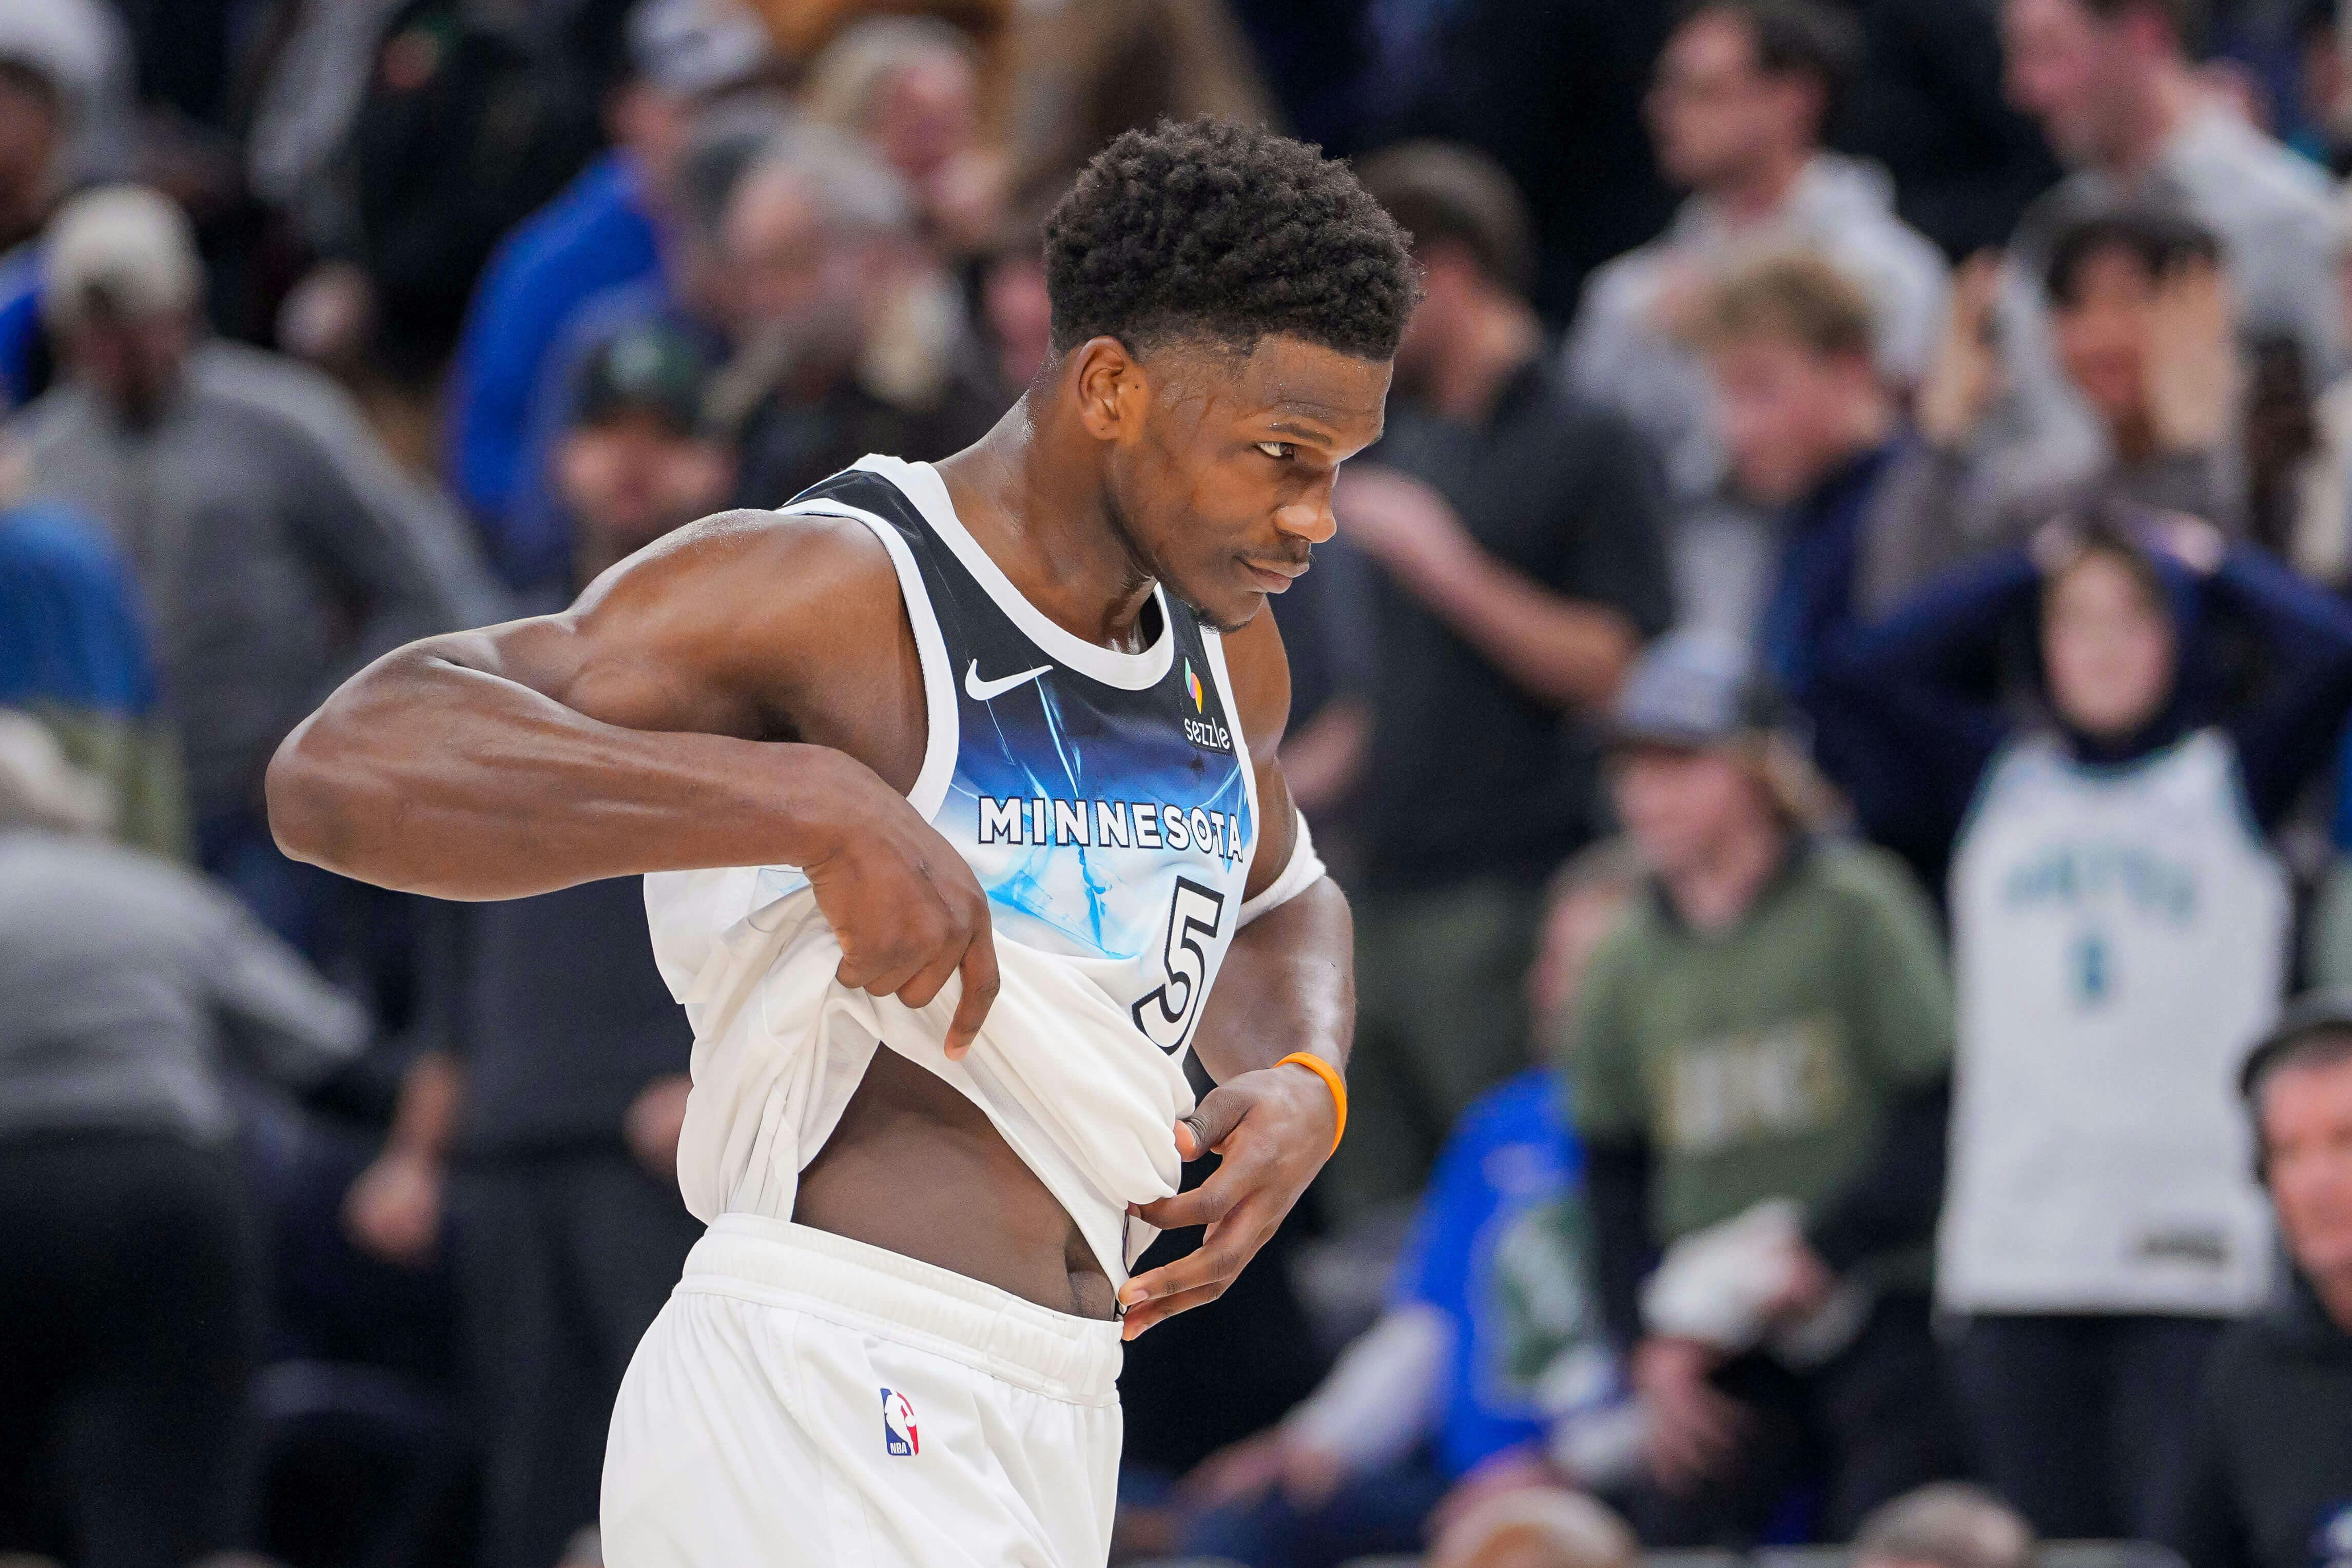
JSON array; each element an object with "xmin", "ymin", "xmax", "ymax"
[{"xmin": 1185, "ymin": 660, "xmax": 1203, "ymax": 711}]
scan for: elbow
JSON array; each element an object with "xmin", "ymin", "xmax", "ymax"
[{"xmin": 265, "ymin": 716, "xmax": 356, "ymax": 872}]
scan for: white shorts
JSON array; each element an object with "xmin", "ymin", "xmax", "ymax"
[{"xmin": 601, "ymin": 1215, "xmax": 1124, "ymax": 1567}]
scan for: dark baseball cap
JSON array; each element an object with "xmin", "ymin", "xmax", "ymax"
[
  {"xmin": 573, "ymin": 323, "xmax": 717, "ymax": 437},
  {"xmin": 1607, "ymin": 632, "xmax": 1790, "ymax": 751}
]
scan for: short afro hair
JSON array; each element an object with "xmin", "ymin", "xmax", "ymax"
[{"xmin": 1042, "ymin": 117, "xmax": 1417, "ymax": 362}]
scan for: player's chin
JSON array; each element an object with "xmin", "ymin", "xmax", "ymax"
[{"xmin": 1167, "ymin": 568, "xmax": 1269, "ymax": 635}]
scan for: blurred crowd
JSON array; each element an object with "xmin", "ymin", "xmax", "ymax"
[{"xmin": 7, "ymin": 1, "xmax": 2352, "ymax": 1566}]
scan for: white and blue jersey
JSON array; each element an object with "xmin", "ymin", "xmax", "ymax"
[
  {"xmin": 646, "ymin": 455, "xmax": 1264, "ymax": 1281},
  {"xmin": 783, "ymin": 455, "xmax": 1260, "ymax": 1054}
]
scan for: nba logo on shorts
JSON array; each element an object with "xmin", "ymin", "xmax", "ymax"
[{"xmin": 881, "ymin": 1388, "xmax": 919, "ymax": 1457}]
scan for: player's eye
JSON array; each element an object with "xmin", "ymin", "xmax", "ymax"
[{"xmin": 1255, "ymin": 441, "xmax": 1295, "ymax": 460}]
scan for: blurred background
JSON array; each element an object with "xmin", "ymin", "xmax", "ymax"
[{"xmin": 6, "ymin": 1, "xmax": 2352, "ymax": 1566}]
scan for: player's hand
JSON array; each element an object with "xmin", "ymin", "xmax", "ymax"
[
  {"xmin": 345, "ymin": 1145, "xmax": 443, "ymax": 1267},
  {"xmin": 1119, "ymin": 1060, "xmax": 1339, "ymax": 1339},
  {"xmin": 802, "ymin": 752, "xmax": 1000, "ymax": 1059}
]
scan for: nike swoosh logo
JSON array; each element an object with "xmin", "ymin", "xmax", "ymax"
[{"xmin": 965, "ymin": 659, "xmax": 1053, "ymax": 701}]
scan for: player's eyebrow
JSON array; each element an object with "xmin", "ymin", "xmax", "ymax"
[{"xmin": 1264, "ymin": 420, "xmax": 1335, "ymax": 442}]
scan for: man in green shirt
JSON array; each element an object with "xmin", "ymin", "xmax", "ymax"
[{"xmin": 1561, "ymin": 634, "xmax": 1962, "ymax": 1543}]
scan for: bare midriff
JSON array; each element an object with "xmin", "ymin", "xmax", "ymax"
[{"xmin": 792, "ymin": 1047, "xmax": 1118, "ymax": 1320}]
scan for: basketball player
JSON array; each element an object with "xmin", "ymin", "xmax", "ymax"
[{"xmin": 266, "ymin": 119, "xmax": 1418, "ymax": 1566}]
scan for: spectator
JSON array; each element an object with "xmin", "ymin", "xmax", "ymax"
[
  {"xmin": 1893, "ymin": 210, "xmax": 2247, "ymax": 605},
  {"xmin": 498, "ymin": 94, "xmax": 787, "ymax": 591},
  {"xmin": 2167, "ymin": 991, "xmax": 2352, "ymax": 1568},
  {"xmin": 1000, "ymin": 0, "xmax": 1280, "ymax": 224},
  {"xmin": 343, "ymin": 324, "xmax": 731, "ymax": 1568},
  {"xmin": 976, "ymin": 216, "xmax": 1052, "ymax": 396},
  {"xmin": 0, "ymin": 712, "xmax": 371, "ymax": 1567},
  {"xmin": 1686, "ymin": 250, "xmax": 1908, "ymax": 701},
  {"xmin": 0, "ymin": 3, "xmax": 109, "ymax": 415},
  {"xmin": 0, "ymin": 0, "xmax": 132, "ymax": 192},
  {"xmin": 1566, "ymin": 0, "xmax": 1949, "ymax": 644},
  {"xmin": 804, "ymin": 17, "xmax": 1007, "ymax": 257},
  {"xmin": 441, "ymin": 0, "xmax": 771, "ymax": 525},
  {"xmin": 1852, "ymin": 1484, "xmax": 2037, "ymax": 1568},
  {"xmin": 342, "ymin": 0, "xmax": 610, "ymax": 376},
  {"xmin": 715, "ymin": 125, "xmax": 1004, "ymax": 509},
  {"xmin": 1366, "ymin": 0, "xmax": 1679, "ymax": 323},
  {"xmin": 1835, "ymin": 0, "xmax": 2063, "ymax": 260},
  {"xmin": 12, "ymin": 184, "xmax": 502, "ymax": 950},
  {"xmin": 1176, "ymin": 843, "xmax": 1647, "ymax": 1568},
  {"xmin": 1565, "ymin": 634, "xmax": 1961, "ymax": 1544},
  {"xmin": 1323, "ymin": 141, "xmax": 1674, "ymax": 1222},
  {"xmin": 0, "ymin": 490, "xmax": 182, "ymax": 857},
  {"xmin": 2278, "ymin": 199, "xmax": 2352, "ymax": 593},
  {"xmin": 1428, "ymin": 1491, "xmax": 1639, "ymax": 1568},
  {"xmin": 1814, "ymin": 516, "xmax": 2352, "ymax": 1537},
  {"xmin": 1992, "ymin": 0, "xmax": 2344, "ymax": 507}
]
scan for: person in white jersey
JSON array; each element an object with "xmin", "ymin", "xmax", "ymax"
[
  {"xmin": 1813, "ymin": 508, "xmax": 2352, "ymax": 1540},
  {"xmin": 262, "ymin": 117, "xmax": 1419, "ymax": 1567}
]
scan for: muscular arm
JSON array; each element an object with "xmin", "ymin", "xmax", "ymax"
[
  {"xmin": 267, "ymin": 510, "xmax": 918, "ymax": 897},
  {"xmin": 1123, "ymin": 608, "xmax": 1354, "ymax": 1335},
  {"xmin": 268, "ymin": 507, "xmax": 1001, "ymax": 1050}
]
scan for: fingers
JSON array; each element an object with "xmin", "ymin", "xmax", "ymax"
[
  {"xmin": 943, "ymin": 918, "xmax": 999, "ymax": 1061},
  {"xmin": 1175, "ymin": 1083, "xmax": 1251, "ymax": 1160},
  {"xmin": 822, "ymin": 846, "xmax": 999, "ymax": 1060},
  {"xmin": 1133, "ymin": 1165, "xmax": 1248, "ymax": 1232},
  {"xmin": 1119, "ymin": 1207, "xmax": 1272, "ymax": 1334},
  {"xmin": 1120, "ymin": 1279, "xmax": 1232, "ymax": 1339}
]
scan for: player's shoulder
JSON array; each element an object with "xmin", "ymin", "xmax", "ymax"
[{"xmin": 569, "ymin": 504, "xmax": 906, "ymax": 663}]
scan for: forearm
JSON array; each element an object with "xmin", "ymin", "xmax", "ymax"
[
  {"xmin": 1192, "ymin": 877, "xmax": 1354, "ymax": 1085},
  {"xmin": 268, "ymin": 638, "xmax": 856, "ymax": 899},
  {"xmin": 1413, "ymin": 551, "xmax": 1639, "ymax": 713}
]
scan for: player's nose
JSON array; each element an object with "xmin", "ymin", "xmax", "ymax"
[{"xmin": 1275, "ymin": 490, "xmax": 1338, "ymax": 547}]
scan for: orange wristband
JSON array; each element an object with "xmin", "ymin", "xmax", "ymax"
[{"xmin": 1276, "ymin": 1052, "xmax": 1347, "ymax": 1157}]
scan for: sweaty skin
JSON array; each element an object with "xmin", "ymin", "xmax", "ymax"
[{"xmin": 268, "ymin": 333, "xmax": 1377, "ymax": 1327}]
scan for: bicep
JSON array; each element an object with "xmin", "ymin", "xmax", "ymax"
[{"xmin": 459, "ymin": 508, "xmax": 907, "ymax": 743}]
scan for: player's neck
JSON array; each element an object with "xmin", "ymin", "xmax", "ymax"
[{"xmin": 937, "ymin": 401, "xmax": 1162, "ymax": 653}]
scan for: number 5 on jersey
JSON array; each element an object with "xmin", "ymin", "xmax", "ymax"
[{"xmin": 1133, "ymin": 878, "xmax": 1226, "ymax": 1054}]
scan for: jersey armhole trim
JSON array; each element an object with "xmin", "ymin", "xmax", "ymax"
[
  {"xmin": 773, "ymin": 500, "xmax": 958, "ymax": 820},
  {"xmin": 1197, "ymin": 626, "xmax": 1264, "ymax": 878}
]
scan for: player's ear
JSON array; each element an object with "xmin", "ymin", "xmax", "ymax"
[{"xmin": 1070, "ymin": 336, "xmax": 1148, "ymax": 444}]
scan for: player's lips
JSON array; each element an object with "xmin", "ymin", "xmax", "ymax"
[{"xmin": 1241, "ymin": 558, "xmax": 1307, "ymax": 593}]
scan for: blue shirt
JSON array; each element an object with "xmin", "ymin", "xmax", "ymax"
[
  {"xmin": 1759, "ymin": 439, "xmax": 1902, "ymax": 701},
  {"xmin": 0, "ymin": 244, "xmax": 45, "ymax": 411},
  {"xmin": 0, "ymin": 501, "xmax": 159, "ymax": 716},
  {"xmin": 1390, "ymin": 1069, "xmax": 1585, "ymax": 1478},
  {"xmin": 443, "ymin": 153, "xmax": 663, "ymax": 524}
]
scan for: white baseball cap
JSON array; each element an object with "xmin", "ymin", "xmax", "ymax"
[{"xmin": 42, "ymin": 183, "xmax": 203, "ymax": 330}]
